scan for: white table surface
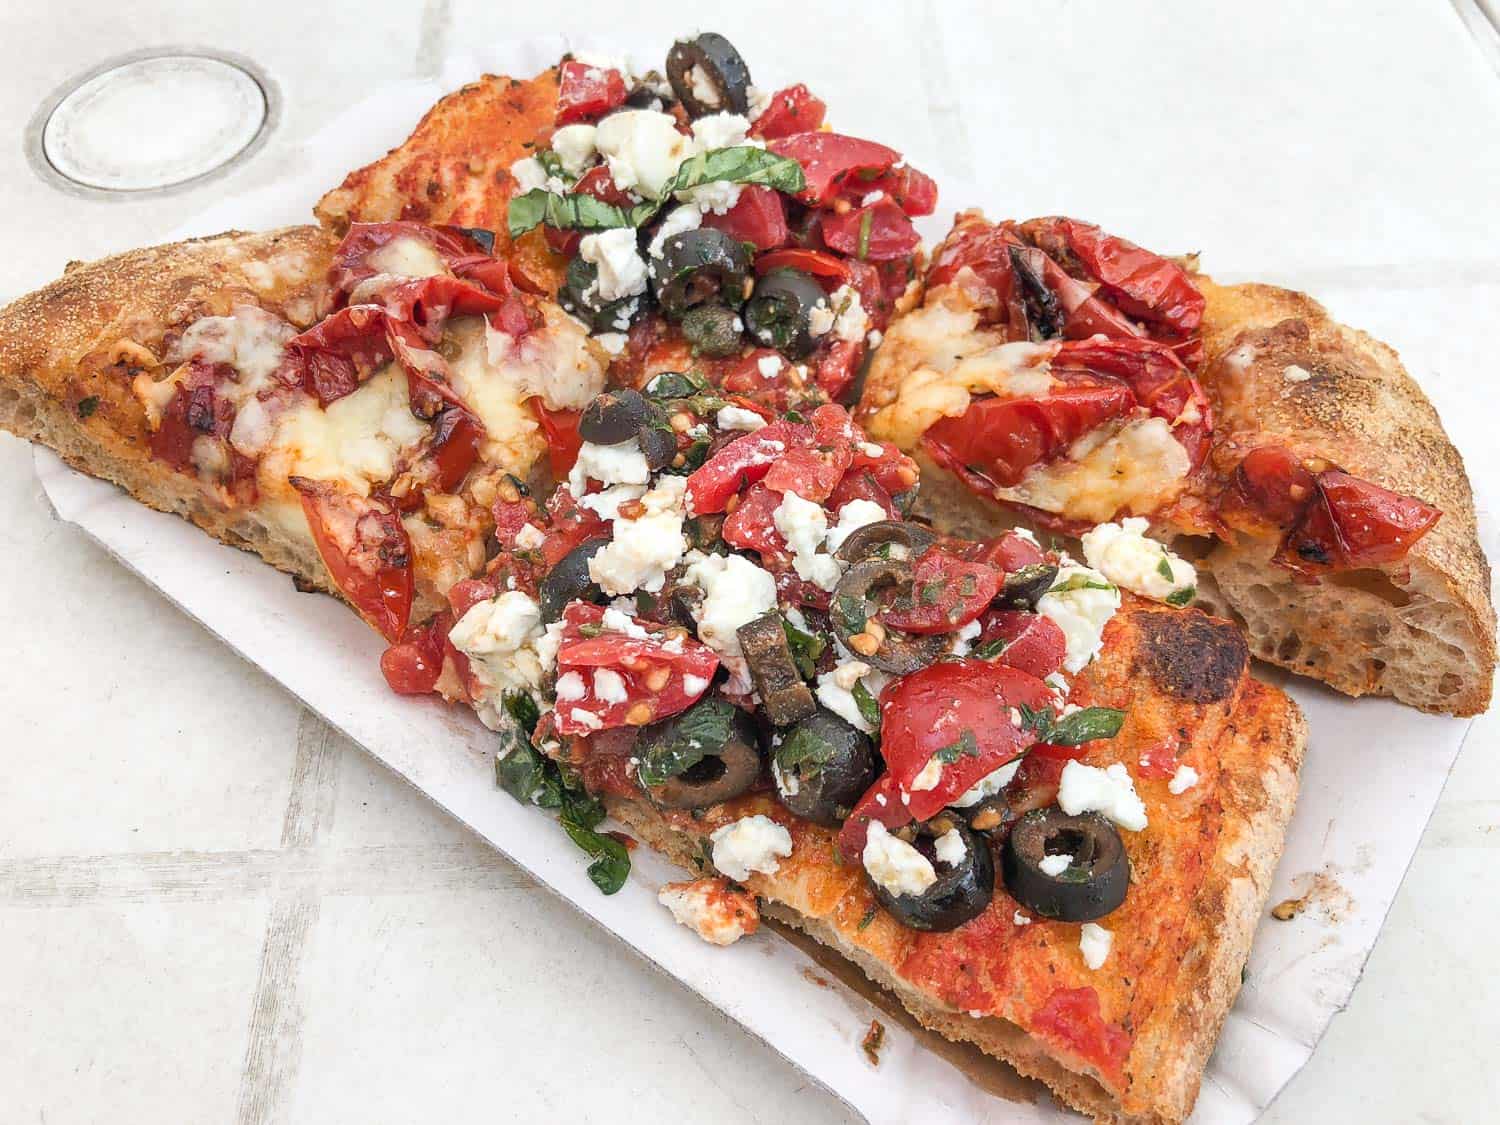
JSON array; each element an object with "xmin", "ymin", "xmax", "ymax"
[{"xmin": 2, "ymin": 2, "xmax": 1498, "ymax": 1121}]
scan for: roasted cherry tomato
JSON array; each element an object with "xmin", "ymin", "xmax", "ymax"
[
  {"xmin": 530, "ymin": 400, "xmax": 584, "ymax": 477},
  {"xmin": 749, "ymin": 84, "xmax": 826, "ymax": 140},
  {"xmin": 327, "ymin": 221, "xmax": 506, "ymax": 304},
  {"xmin": 878, "ymin": 659, "xmax": 1051, "ymax": 820},
  {"xmin": 753, "ymin": 247, "xmax": 852, "ymax": 285},
  {"xmin": 280, "ymin": 306, "xmax": 394, "ymax": 405},
  {"xmin": 552, "ymin": 603, "xmax": 719, "ymax": 734},
  {"xmin": 557, "ymin": 59, "xmax": 628, "ymax": 124},
  {"xmin": 701, "ymin": 185, "xmax": 789, "ymax": 251},
  {"xmin": 766, "ymin": 133, "xmax": 900, "ymax": 206},
  {"xmin": 1053, "ymin": 337, "xmax": 1211, "ymax": 468},
  {"xmin": 1220, "ymin": 446, "xmax": 1319, "ymax": 532},
  {"xmin": 380, "ymin": 610, "xmax": 455, "ymax": 695},
  {"xmin": 820, "ymin": 198, "xmax": 921, "ymax": 262},
  {"xmin": 976, "ymin": 610, "xmax": 1067, "ymax": 679},
  {"xmin": 837, "ymin": 773, "xmax": 914, "ymax": 860},
  {"xmin": 425, "ymin": 407, "xmax": 483, "ymax": 494},
  {"xmin": 292, "ymin": 478, "xmax": 414, "ymax": 643},
  {"xmin": 878, "ymin": 548, "xmax": 999, "ymax": 635},
  {"xmin": 1277, "ymin": 469, "xmax": 1441, "ymax": 574},
  {"xmin": 922, "ymin": 378, "xmax": 1137, "ymax": 490}
]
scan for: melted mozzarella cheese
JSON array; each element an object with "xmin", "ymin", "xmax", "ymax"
[{"xmin": 366, "ymin": 236, "xmax": 447, "ymax": 279}]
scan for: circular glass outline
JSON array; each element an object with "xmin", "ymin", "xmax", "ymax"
[{"xmin": 25, "ymin": 47, "xmax": 280, "ymax": 200}]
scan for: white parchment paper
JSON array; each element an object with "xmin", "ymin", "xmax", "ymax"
[{"xmin": 34, "ymin": 34, "xmax": 1485, "ymax": 1123}]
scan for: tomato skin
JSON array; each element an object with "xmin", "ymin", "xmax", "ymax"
[
  {"xmin": 530, "ymin": 401, "xmax": 584, "ymax": 477},
  {"xmin": 552, "ymin": 604, "xmax": 718, "ymax": 735},
  {"xmin": 425, "ymin": 406, "xmax": 483, "ymax": 494},
  {"xmin": 380, "ymin": 610, "xmax": 453, "ymax": 695},
  {"xmin": 540, "ymin": 487, "xmax": 610, "ymax": 567},
  {"xmin": 292, "ymin": 479, "xmax": 414, "ymax": 643},
  {"xmin": 879, "ymin": 548, "xmax": 999, "ymax": 635},
  {"xmin": 853, "ymin": 165, "xmax": 939, "ymax": 217},
  {"xmin": 977, "ymin": 610, "xmax": 1067, "ymax": 679},
  {"xmin": 701, "ymin": 185, "xmax": 789, "ymax": 251},
  {"xmin": 720, "ymin": 482, "xmax": 788, "ymax": 557},
  {"xmin": 837, "ymin": 773, "xmax": 914, "ymax": 861},
  {"xmin": 556, "ymin": 60, "xmax": 627, "ymax": 125},
  {"xmin": 969, "ymin": 531, "xmax": 1046, "ymax": 573},
  {"xmin": 571, "ymin": 165, "xmax": 635, "ymax": 207},
  {"xmin": 766, "ymin": 133, "xmax": 901, "ymax": 205},
  {"xmin": 749, "ymin": 84, "xmax": 826, "ymax": 140},
  {"xmin": 753, "ymin": 247, "xmax": 851, "ymax": 285},
  {"xmin": 878, "ymin": 660, "xmax": 1051, "ymax": 820},
  {"xmin": 820, "ymin": 199, "xmax": 921, "ymax": 262},
  {"xmin": 280, "ymin": 305, "xmax": 394, "ymax": 405},
  {"xmin": 922, "ymin": 378, "xmax": 1137, "ymax": 491},
  {"xmin": 542, "ymin": 225, "xmax": 584, "ymax": 258},
  {"xmin": 685, "ymin": 420, "xmax": 804, "ymax": 514},
  {"xmin": 1277, "ymin": 469, "xmax": 1441, "ymax": 574}
]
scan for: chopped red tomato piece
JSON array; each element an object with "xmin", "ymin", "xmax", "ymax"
[
  {"xmin": 851, "ymin": 165, "xmax": 939, "ymax": 217},
  {"xmin": 969, "ymin": 530, "xmax": 1046, "ymax": 573},
  {"xmin": 826, "ymin": 468, "xmax": 897, "ymax": 519},
  {"xmin": 571, "ymin": 165, "xmax": 635, "ymax": 207},
  {"xmin": 846, "ymin": 434, "xmax": 919, "ymax": 497},
  {"xmin": 291, "ymin": 478, "xmax": 413, "ymax": 642},
  {"xmin": 685, "ymin": 419, "xmax": 804, "ymax": 514},
  {"xmin": 749, "ymin": 84, "xmax": 826, "ymax": 140},
  {"xmin": 541, "ymin": 487, "xmax": 610, "ymax": 567},
  {"xmin": 1135, "ymin": 733, "xmax": 1181, "ymax": 779},
  {"xmin": 766, "ymin": 133, "xmax": 900, "ymax": 206},
  {"xmin": 879, "ymin": 548, "xmax": 999, "ymax": 635},
  {"xmin": 821, "ymin": 198, "xmax": 921, "ymax": 262},
  {"xmin": 878, "ymin": 660, "xmax": 1051, "ymax": 820},
  {"xmin": 1031, "ymin": 987, "xmax": 1132, "ymax": 1081},
  {"xmin": 557, "ymin": 60, "xmax": 627, "ymax": 125},
  {"xmin": 530, "ymin": 400, "xmax": 584, "ymax": 477},
  {"xmin": 553, "ymin": 604, "xmax": 718, "ymax": 735},
  {"xmin": 1278, "ymin": 469, "xmax": 1441, "ymax": 574},
  {"xmin": 922, "ymin": 378, "xmax": 1137, "ymax": 491},
  {"xmin": 976, "ymin": 610, "xmax": 1067, "ymax": 679},
  {"xmin": 1053, "ymin": 337, "xmax": 1211, "ymax": 468},
  {"xmin": 543, "ymin": 225, "xmax": 583, "ymax": 258},
  {"xmin": 763, "ymin": 403, "xmax": 857, "ymax": 501},
  {"xmin": 720, "ymin": 482, "xmax": 788, "ymax": 557},
  {"xmin": 701, "ymin": 185, "xmax": 789, "ymax": 251},
  {"xmin": 380, "ymin": 610, "xmax": 455, "ymax": 695},
  {"xmin": 753, "ymin": 247, "xmax": 851, "ymax": 286},
  {"xmin": 149, "ymin": 362, "xmax": 234, "ymax": 471},
  {"xmin": 837, "ymin": 773, "xmax": 914, "ymax": 860}
]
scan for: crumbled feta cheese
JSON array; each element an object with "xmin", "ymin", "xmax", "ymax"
[
  {"xmin": 773, "ymin": 491, "xmax": 842, "ymax": 591},
  {"xmin": 1168, "ymin": 764, "xmax": 1200, "ymax": 794},
  {"xmin": 814, "ymin": 659, "xmax": 887, "ymax": 735},
  {"xmin": 1079, "ymin": 923, "xmax": 1113, "ymax": 970},
  {"xmin": 1036, "ymin": 563, "xmax": 1121, "ymax": 673},
  {"xmin": 1080, "ymin": 517, "xmax": 1197, "ymax": 604},
  {"xmin": 648, "ymin": 203, "xmax": 703, "ymax": 258},
  {"xmin": 568, "ymin": 438, "xmax": 650, "ymax": 493},
  {"xmin": 934, "ymin": 828, "xmax": 967, "ymax": 867},
  {"xmin": 710, "ymin": 815, "xmax": 793, "ymax": 881},
  {"xmin": 690, "ymin": 112, "xmax": 753, "ymax": 152},
  {"xmin": 513, "ymin": 522, "xmax": 547, "ymax": 550},
  {"xmin": 1013, "ymin": 911, "xmax": 1032, "ymax": 926},
  {"xmin": 910, "ymin": 757, "xmax": 944, "ymax": 792},
  {"xmin": 577, "ymin": 483, "xmax": 646, "ymax": 520},
  {"xmin": 509, "ymin": 155, "xmax": 553, "ymax": 194},
  {"xmin": 578, "ymin": 228, "xmax": 649, "ymax": 303},
  {"xmin": 448, "ymin": 592, "xmax": 546, "ymax": 726},
  {"xmin": 1038, "ymin": 853, "xmax": 1073, "ymax": 877},
  {"xmin": 948, "ymin": 617, "xmax": 983, "ymax": 657},
  {"xmin": 658, "ymin": 878, "xmax": 759, "ymax": 946},
  {"xmin": 716, "ymin": 404, "xmax": 766, "ymax": 432},
  {"xmin": 745, "ymin": 83, "xmax": 772, "ymax": 122},
  {"xmin": 829, "ymin": 284, "xmax": 870, "ymax": 343},
  {"xmin": 593, "ymin": 331, "xmax": 629, "ymax": 356},
  {"xmin": 807, "ymin": 300, "xmax": 835, "ymax": 338},
  {"xmin": 682, "ymin": 552, "xmax": 779, "ymax": 693},
  {"xmin": 861, "ymin": 190, "xmax": 886, "ymax": 207},
  {"xmin": 756, "ymin": 353, "xmax": 784, "ymax": 379},
  {"xmin": 866, "ymin": 329, "xmax": 883, "ymax": 349},
  {"xmin": 823, "ymin": 498, "xmax": 888, "ymax": 554},
  {"xmin": 555, "ymin": 671, "xmax": 586, "ymax": 701},
  {"xmin": 1058, "ymin": 761, "xmax": 1148, "ymax": 831},
  {"xmin": 682, "ymin": 673, "xmax": 709, "ymax": 696},
  {"xmin": 949, "ymin": 759, "xmax": 1021, "ymax": 808},
  {"xmin": 862, "ymin": 822, "xmax": 937, "ymax": 897},
  {"xmin": 592, "ymin": 668, "xmax": 628, "ymax": 704},
  {"xmin": 600, "ymin": 607, "xmax": 650, "ymax": 638},
  {"xmin": 681, "ymin": 179, "xmax": 742, "ymax": 215},
  {"xmin": 588, "ymin": 478, "xmax": 689, "ymax": 596},
  {"xmin": 595, "ymin": 110, "xmax": 692, "ymax": 199},
  {"xmin": 550, "ymin": 123, "xmax": 599, "ymax": 178}
]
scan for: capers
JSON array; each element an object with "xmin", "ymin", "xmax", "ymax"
[
  {"xmin": 681, "ymin": 303, "xmax": 744, "ymax": 358},
  {"xmin": 745, "ymin": 268, "xmax": 829, "ymax": 359}
]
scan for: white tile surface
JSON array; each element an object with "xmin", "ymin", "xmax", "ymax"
[{"xmin": 1, "ymin": 2, "xmax": 1498, "ymax": 1123}]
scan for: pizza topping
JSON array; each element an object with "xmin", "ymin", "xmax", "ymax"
[
  {"xmin": 1078, "ymin": 922, "xmax": 1113, "ymax": 970},
  {"xmin": 737, "ymin": 612, "xmax": 817, "ymax": 725},
  {"xmin": 1001, "ymin": 808, "xmax": 1128, "ymax": 922},
  {"xmin": 1167, "ymin": 764, "xmax": 1200, "ymax": 794},
  {"xmin": 710, "ymin": 813, "xmax": 793, "ymax": 881},
  {"xmin": 772, "ymin": 707, "xmax": 878, "ymax": 827},
  {"xmin": 1031, "ymin": 987, "xmax": 1132, "ymax": 1081},
  {"xmin": 1056, "ymin": 760, "xmax": 1148, "ymax": 832},
  {"xmin": 1035, "ymin": 563, "xmax": 1121, "ymax": 673},
  {"xmin": 639, "ymin": 696, "xmax": 763, "ymax": 809},
  {"xmin": 557, "ymin": 59, "xmax": 629, "ymax": 126},
  {"xmin": 537, "ymin": 538, "xmax": 608, "ymax": 622},
  {"xmin": 1080, "ymin": 517, "xmax": 1197, "ymax": 605},
  {"xmin": 291, "ymin": 477, "xmax": 414, "ymax": 642},
  {"xmin": 658, "ymin": 876, "xmax": 761, "ymax": 945},
  {"xmin": 829, "ymin": 558, "xmax": 947, "ymax": 673},
  {"xmin": 864, "ymin": 818, "xmax": 994, "ymax": 932},
  {"xmin": 666, "ymin": 33, "xmax": 753, "ymax": 118}
]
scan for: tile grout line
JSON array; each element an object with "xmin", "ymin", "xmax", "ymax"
[{"xmin": 234, "ymin": 709, "xmax": 342, "ymax": 1125}]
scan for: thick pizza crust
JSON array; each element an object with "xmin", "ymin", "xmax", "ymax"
[
  {"xmin": 0, "ymin": 227, "xmax": 342, "ymax": 597},
  {"xmin": 609, "ymin": 612, "xmax": 1307, "ymax": 1124}
]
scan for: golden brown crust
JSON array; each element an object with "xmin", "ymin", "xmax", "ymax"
[
  {"xmin": 0, "ymin": 226, "xmax": 340, "ymax": 594},
  {"xmin": 610, "ymin": 608, "xmax": 1306, "ymax": 1123}
]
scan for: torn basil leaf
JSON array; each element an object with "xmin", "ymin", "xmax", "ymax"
[
  {"xmin": 852, "ymin": 679, "xmax": 881, "ymax": 732},
  {"xmin": 775, "ymin": 723, "xmax": 837, "ymax": 777},
  {"xmin": 781, "ymin": 615, "xmax": 827, "ymax": 680},
  {"xmin": 636, "ymin": 697, "xmax": 738, "ymax": 787},
  {"xmin": 659, "ymin": 146, "xmax": 805, "ymax": 202},
  {"xmin": 1018, "ymin": 703, "xmax": 1127, "ymax": 746},
  {"xmin": 507, "ymin": 189, "xmax": 636, "ymax": 237}
]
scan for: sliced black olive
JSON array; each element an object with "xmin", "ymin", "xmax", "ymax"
[
  {"xmin": 624, "ymin": 70, "xmax": 676, "ymax": 111},
  {"xmin": 1002, "ymin": 808, "xmax": 1128, "ymax": 922},
  {"xmin": 559, "ymin": 257, "xmax": 642, "ymax": 333},
  {"xmin": 869, "ymin": 818, "xmax": 994, "ymax": 932},
  {"xmin": 737, "ymin": 612, "xmax": 816, "ymax": 726},
  {"xmin": 833, "ymin": 520, "xmax": 938, "ymax": 564},
  {"xmin": 538, "ymin": 538, "xmax": 609, "ymax": 622},
  {"xmin": 745, "ymin": 268, "xmax": 827, "ymax": 360},
  {"xmin": 773, "ymin": 709, "xmax": 876, "ymax": 827},
  {"xmin": 996, "ymin": 563, "xmax": 1059, "ymax": 611},
  {"xmin": 651, "ymin": 229, "xmax": 752, "ymax": 319},
  {"xmin": 580, "ymin": 388, "xmax": 650, "ymax": 445},
  {"xmin": 646, "ymin": 709, "xmax": 763, "ymax": 809},
  {"xmin": 665, "ymin": 32, "xmax": 751, "ymax": 118},
  {"xmin": 453, "ymin": 226, "xmax": 497, "ymax": 255},
  {"xmin": 960, "ymin": 794, "xmax": 1019, "ymax": 837},
  {"xmin": 830, "ymin": 558, "xmax": 945, "ymax": 674},
  {"xmin": 638, "ymin": 416, "xmax": 678, "ymax": 470},
  {"xmin": 681, "ymin": 303, "xmax": 744, "ymax": 358},
  {"xmin": 1008, "ymin": 245, "xmax": 1064, "ymax": 340}
]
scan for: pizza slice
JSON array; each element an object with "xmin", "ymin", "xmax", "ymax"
[
  {"xmin": 859, "ymin": 212, "xmax": 1496, "ymax": 715},
  {"xmin": 0, "ymin": 221, "xmax": 608, "ymax": 638}
]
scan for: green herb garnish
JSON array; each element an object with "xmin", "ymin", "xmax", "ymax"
[
  {"xmin": 781, "ymin": 615, "xmax": 827, "ymax": 679},
  {"xmin": 636, "ymin": 698, "xmax": 739, "ymax": 787},
  {"xmin": 934, "ymin": 729, "xmax": 980, "ymax": 764},
  {"xmin": 1048, "ymin": 573, "xmax": 1116, "ymax": 595},
  {"xmin": 776, "ymin": 724, "xmax": 838, "ymax": 777},
  {"xmin": 1017, "ymin": 703, "xmax": 1127, "ymax": 746},
  {"xmin": 852, "ymin": 679, "xmax": 881, "ymax": 732},
  {"xmin": 1165, "ymin": 586, "xmax": 1196, "ymax": 608},
  {"xmin": 507, "ymin": 189, "xmax": 636, "ymax": 237},
  {"xmin": 856, "ymin": 210, "xmax": 873, "ymax": 260},
  {"xmin": 1156, "ymin": 553, "xmax": 1175, "ymax": 581}
]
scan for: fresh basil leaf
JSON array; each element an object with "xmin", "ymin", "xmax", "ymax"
[
  {"xmin": 494, "ymin": 733, "xmax": 552, "ymax": 805},
  {"xmin": 776, "ymin": 724, "xmax": 838, "ymax": 777},
  {"xmin": 852, "ymin": 679, "xmax": 881, "ymax": 732},
  {"xmin": 1165, "ymin": 585, "xmax": 1196, "ymax": 608},
  {"xmin": 1017, "ymin": 703, "xmax": 1126, "ymax": 746},
  {"xmin": 645, "ymin": 370, "xmax": 711, "ymax": 399},
  {"xmin": 934, "ymin": 729, "xmax": 980, "ymax": 764},
  {"xmin": 1048, "ymin": 573, "xmax": 1116, "ymax": 595},
  {"xmin": 857, "ymin": 906, "xmax": 877, "ymax": 930},
  {"xmin": 835, "ymin": 593, "xmax": 868, "ymax": 634},
  {"xmin": 507, "ymin": 189, "xmax": 635, "ymax": 237},
  {"xmin": 503, "ymin": 690, "xmax": 541, "ymax": 737},
  {"xmin": 973, "ymin": 636, "xmax": 1010, "ymax": 660},
  {"xmin": 659, "ymin": 146, "xmax": 806, "ymax": 201},
  {"xmin": 578, "ymin": 622, "xmax": 605, "ymax": 637},
  {"xmin": 781, "ymin": 615, "xmax": 826, "ymax": 679},
  {"xmin": 637, "ymin": 698, "xmax": 738, "ymax": 787},
  {"xmin": 1156, "ymin": 553, "xmax": 1175, "ymax": 581},
  {"xmin": 560, "ymin": 816, "xmax": 630, "ymax": 894}
]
